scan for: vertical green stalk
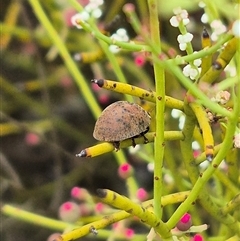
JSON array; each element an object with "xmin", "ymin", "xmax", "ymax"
[
  {"xmin": 147, "ymin": 0, "xmax": 165, "ymax": 219},
  {"xmin": 28, "ymin": 0, "xmax": 102, "ymax": 119}
]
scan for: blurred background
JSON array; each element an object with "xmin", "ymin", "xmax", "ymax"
[{"xmin": 1, "ymin": 0, "xmax": 238, "ymax": 240}]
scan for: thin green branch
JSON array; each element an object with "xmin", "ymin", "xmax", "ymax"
[
  {"xmin": 147, "ymin": 0, "xmax": 165, "ymax": 223},
  {"xmin": 28, "ymin": 0, "xmax": 102, "ymax": 119},
  {"xmin": 1, "ymin": 204, "xmax": 76, "ymax": 231}
]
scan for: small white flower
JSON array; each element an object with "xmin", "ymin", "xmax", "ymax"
[
  {"xmin": 147, "ymin": 163, "xmax": 154, "ymax": 173},
  {"xmin": 189, "ymin": 68, "xmax": 198, "ymax": 80},
  {"xmin": 85, "ymin": 2, "xmax": 98, "ymax": 12},
  {"xmin": 198, "ymin": 1, "xmax": 206, "ymax": 8},
  {"xmin": 211, "ymin": 20, "xmax": 227, "ymax": 34},
  {"xmin": 179, "ymin": 115, "xmax": 185, "ymax": 130},
  {"xmin": 91, "ymin": 8, "xmax": 102, "ymax": 18},
  {"xmin": 85, "ymin": 1, "xmax": 103, "ymax": 18},
  {"xmin": 210, "ymin": 20, "xmax": 227, "ymax": 41},
  {"xmin": 71, "ymin": 12, "xmax": 90, "ymax": 29},
  {"xmin": 232, "ymin": 19, "xmax": 240, "ymax": 37},
  {"xmin": 171, "ymin": 109, "xmax": 185, "ymax": 130},
  {"xmin": 177, "ymin": 33, "xmax": 193, "ymax": 51},
  {"xmin": 71, "ymin": 0, "xmax": 104, "ymax": 29},
  {"xmin": 111, "ymin": 28, "xmax": 129, "ymax": 42},
  {"xmin": 192, "ymin": 141, "xmax": 200, "ymax": 150},
  {"xmin": 201, "ymin": 13, "xmax": 209, "ymax": 24},
  {"xmin": 182, "ymin": 18, "xmax": 190, "ymax": 25},
  {"xmin": 183, "ymin": 64, "xmax": 191, "ymax": 75},
  {"xmin": 109, "ymin": 44, "xmax": 120, "ymax": 53},
  {"xmin": 170, "ymin": 16, "xmax": 180, "ymax": 27},
  {"xmin": 183, "ymin": 64, "xmax": 199, "ymax": 80},
  {"xmin": 199, "ymin": 160, "xmax": 210, "ymax": 170},
  {"xmin": 171, "ymin": 109, "xmax": 183, "ymax": 119},
  {"xmin": 225, "ymin": 64, "xmax": 237, "ymax": 77},
  {"xmin": 210, "ymin": 32, "xmax": 218, "ymax": 42},
  {"xmin": 179, "ymin": 43, "xmax": 187, "ymax": 51},
  {"xmin": 177, "ymin": 35, "xmax": 184, "ymax": 43},
  {"xmin": 177, "ymin": 33, "xmax": 193, "ymax": 43},
  {"xmin": 182, "ymin": 55, "xmax": 201, "ymax": 78},
  {"xmin": 164, "ymin": 174, "xmax": 174, "ymax": 184},
  {"xmin": 170, "ymin": 8, "xmax": 189, "ymax": 27},
  {"xmin": 109, "ymin": 28, "xmax": 129, "ymax": 53},
  {"xmin": 116, "ymin": 28, "xmax": 129, "ymax": 41},
  {"xmin": 173, "ymin": 7, "xmax": 188, "ymax": 19},
  {"xmin": 193, "ymin": 58, "xmax": 202, "ymax": 67}
]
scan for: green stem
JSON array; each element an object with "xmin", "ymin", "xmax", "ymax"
[
  {"xmin": 77, "ymin": 19, "xmax": 150, "ymax": 52},
  {"xmin": 1, "ymin": 204, "xmax": 77, "ymax": 231},
  {"xmin": 167, "ymin": 34, "xmax": 233, "ymax": 64},
  {"xmin": 148, "ymin": 0, "xmax": 165, "ymax": 221},
  {"xmin": 28, "ymin": 0, "xmax": 101, "ymax": 119}
]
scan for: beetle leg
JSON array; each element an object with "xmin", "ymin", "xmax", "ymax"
[
  {"xmin": 113, "ymin": 141, "xmax": 120, "ymax": 151},
  {"xmin": 141, "ymin": 133, "xmax": 149, "ymax": 143},
  {"xmin": 131, "ymin": 138, "xmax": 136, "ymax": 147}
]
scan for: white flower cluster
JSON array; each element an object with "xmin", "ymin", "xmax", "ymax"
[
  {"xmin": 71, "ymin": 0, "xmax": 104, "ymax": 29},
  {"xmin": 169, "ymin": 7, "xmax": 190, "ymax": 27},
  {"xmin": 169, "ymin": 8, "xmax": 194, "ymax": 51},
  {"xmin": 183, "ymin": 55, "xmax": 201, "ymax": 80},
  {"xmin": 109, "ymin": 28, "xmax": 129, "ymax": 53},
  {"xmin": 198, "ymin": 2, "xmax": 227, "ymax": 41},
  {"xmin": 210, "ymin": 90, "xmax": 231, "ymax": 105},
  {"xmin": 177, "ymin": 33, "xmax": 193, "ymax": 51},
  {"xmin": 198, "ymin": 2, "xmax": 208, "ymax": 24},
  {"xmin": 171, "ymin": 109, "xmax": 185, "ymax": 130},
  {"xmin": 210, "ymin": 20, "xmax": 227, "ymax": 41}
]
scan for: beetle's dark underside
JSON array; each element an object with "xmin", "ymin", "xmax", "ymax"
[{"xmin": 112, "ymin": 127, "xmax": 149, "ymax": 150}]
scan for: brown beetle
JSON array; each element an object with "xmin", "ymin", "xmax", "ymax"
[{"xmin": 93, "ymin": 101, "xmax": 151, "ymax": 150}]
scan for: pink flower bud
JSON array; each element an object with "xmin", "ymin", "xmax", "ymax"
[
  {"xmin": 118, "ymin": 163, "xmax": 133, "ymax": 179},
  {"xmin": 60, "ymin": 76, "xmax": 73, "ymax": 88},
  {"xmin": 71, "ymin": 187, "xmax": 90, "ymax": 201},
  {"xmin": 94, "ymin": 202, "xmax": 105, "ymax": 213},
  {"xmin": 125, "ymin": 228, "xmax": 135, "ymax": 239},
  {"xmin": 98, "ymin": 94, "xmax": 110, "ymax": 105},
  {"xmin": 176, "ymin": 213, "xmax": 192, "ymax": 231},
  {"xmin": 134, "ymin": 54, "xmax": 146, "ymax": 67},
  {"xmin": 58, "ymin": 201, "xmax": 80, "ymax": 222},
  {"xmin": 192, "ymin": 234, "xmax": 204, "ymax": 241},
  {"xmin": 25, "ymin": 132, "xmax": 40, "ymax": 146},
  {"xmin": 136, "ymin": 188, "xmax": 148, "ymax": 201},
  {"xmin": 46, "ymin": 233, "xmax": 61, "ymax": 241},
  {"xmin": 123, "ymin": 3, "xmax": 135, "ymax": 14}
]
